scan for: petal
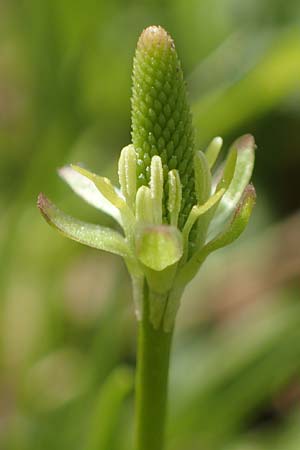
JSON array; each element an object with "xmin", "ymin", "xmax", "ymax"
[
  {"xmin": 194, "ymin": 151, "xmax": 211, "ymax": 205},
  {"xmin": 167, "ymin": 169, "xmax": 182, "ymax": 227},
  {"xmin": 59, "ymin": 165, "xmax": 123, "ymax": 226},
  {"xmin": 205, "ymin": 136, "xmax": 223, "ymax": 170},
  {"xmin": 135, "ymin": 186, "xmax": 153, "ymax": 224},
  {"xmin": 150, "ymin": 156, "xmax": 164, "ymax": 225},
  {"xmin": 118, "ymin": 144, "xmax": 137, "ymax": 211},
  {"xmin": 182, "ymin": 187, "xmax": 225, "ymax": 258},
  {"xmin": 37, "ymin": 193, "xmax": 131, "ymax": 258}
]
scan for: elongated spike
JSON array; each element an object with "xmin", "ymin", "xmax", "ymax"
[
  {"xmin": 150, "ymin": 156, "xmax": 163, "ymax": 224},
  {"xmin": 118, "ymin": 144, "xmax": 137, "ymax": 211},
  {"xmin": 205, "ymin": 136, "xmax": 223, "ymax": 169},
  {"xmin": 194, "ymin": 151, "xmax": 212, "ymax": 205},
  {"xmin": 167, "ymin": 170, "xmax": 182, "ymax": 227},
  {"xmin": 136, "ymin": 186, "xmax": 153, "ymax": 223},
  {"xmin": 131, "ymin": 25, "xmax": 196, "ymax": 228}
]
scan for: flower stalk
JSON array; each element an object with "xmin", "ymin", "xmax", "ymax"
[
  {"xmin": 135, "ymin": 286, "xmax": 173, "ymax": 450},
  {"xmin": 37, "ymin": 25, "xmax": 256, "ymax": 450}
]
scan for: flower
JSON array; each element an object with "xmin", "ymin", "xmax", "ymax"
[{"xmin": 38, "ymin": 26, "xmax": 256, "ymax": 332}]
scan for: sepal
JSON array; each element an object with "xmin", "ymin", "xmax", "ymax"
[
  {"xmin": 206, "ymin": 184, "xmax": 256, "ymax": 252},
  {"xmin": 136, "ymin": 224, "xmax": 183, "ymax": 272},
  {"xmin": 58, "ymin": 165, "xmax": 122, "ymax": 226},
  {"xmin": 193, "ymin": 144, "xmax": 237, "ymax": 249},
  {"xmin": 37, "ymin": 193, "xmax": 131, "ymax": 258},
  {"xmin": 215, "ymin": 145, "xmax": 237, "ymax": 191},
  {"xmin": 178, "ymin": 184, "xmax": 256, "ymax": 284},
  {"xmin": 71, "ymin": 165, "xmax": 135, "ymax": 239},
  {"xmin": 210, "ymin": 134, "xmax": 255, "ymax": 236}
]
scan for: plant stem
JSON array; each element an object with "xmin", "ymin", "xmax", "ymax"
[{"xmin": 135, "ymin": 286, "xmax": 174, "ymax": 450}]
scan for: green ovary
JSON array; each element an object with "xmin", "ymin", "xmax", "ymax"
[{"xmin": 131, "ymin": 26, "xmax": 196, "ymax": 229}]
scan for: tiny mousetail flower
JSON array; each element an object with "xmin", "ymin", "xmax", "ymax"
[
  {"xmin": 38, "ymin": 23, "xmax": 256, "ymax": 329},
  {"xmin": 37, "ymin": 25, "xmax": 257, "ymax": 450}
]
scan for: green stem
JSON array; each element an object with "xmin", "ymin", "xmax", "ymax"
[{"xmin": 135, "ymin": 286, "xmax": 174, "ymax": 450}]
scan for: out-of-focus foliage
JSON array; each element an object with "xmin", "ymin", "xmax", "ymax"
[{"xmin": 0, "ymin": 1, "xmax": 299, "ymax": 449}]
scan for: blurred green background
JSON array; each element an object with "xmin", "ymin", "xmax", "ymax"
[{"xmin": 1, "ymin": 1, "xmax": 300, "ymax": 449}]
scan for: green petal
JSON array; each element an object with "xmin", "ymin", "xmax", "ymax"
[
  {"xmin": 194, "ymin": 151, "xmax": 211, "ymax": 205},
  {"xmin": 205, "ymin": 136, "xmax": 223, "ymax": 170},
  {"xmin": 37, "ymin": 193, "xmax": 131, "ymax": 258},
  {"xmin": 167, "ymin": 169, "xmax": 182, "ymax": 227},
  {"xmin": 136, "ymin": 225, "xmax": 183, "ymax": 271},
  {"xmin": 118, "ymin": 144, "xmax": 137, "ymax": 211},
  {"xmin": 150, "ymin": 156, "xmax": 164, "ymax": 225},
  {"xmin": 182, "ymin": 187, "xmax": 225, "ymax": 258},
  {"xmin": 135, "ymin": 186, "xmax": 153, "ymax": 224}
]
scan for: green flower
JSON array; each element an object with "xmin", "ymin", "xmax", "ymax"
[{"xmin": 38, "ymin": 26, "xmax": 256, "ymax": 331}]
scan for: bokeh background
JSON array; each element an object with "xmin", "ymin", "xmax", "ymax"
[{"xmin": 1, "ymin": 1, "xmax": 300, "ymax": 449}]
